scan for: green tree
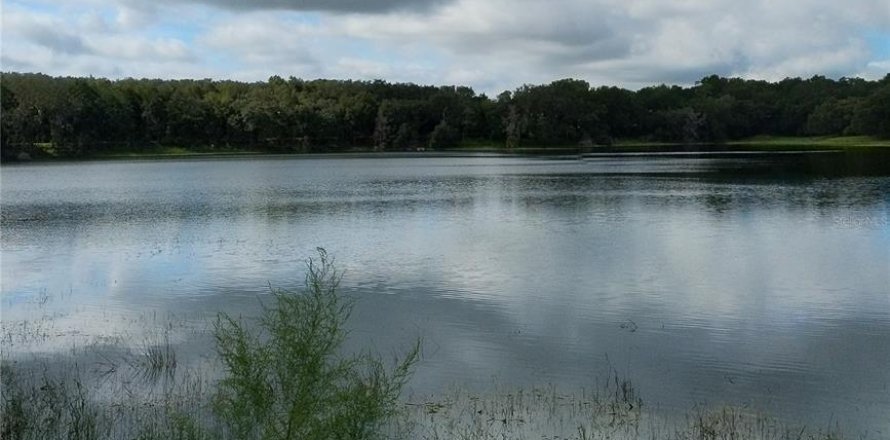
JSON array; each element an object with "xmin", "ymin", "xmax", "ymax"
[
  {"xmin": 392, "ymin": 122, "xmax": 418, "ymax": 150},
  {"xmin": 655, "ymin": 107, "xmax": 704, "ymax": 143},
  {"xmin": 693, "ymin": 95, "xmax": 735, "ymax": 142},
  {"xmin": 805, "ymin": 97, "xmax": 860, "ymax": 135},
  {"xmin": 591, "ymin": 86, "xmax": 641, "ymax": 139},
  {"xmin": 372, "ymin": 101, "xmax": 394, "ymax": 151},
  {"xmin": 849, "ymin": 85, "xmax": 890, "ymax": 138},
  {"xmin": 52, "ymin": 79, "xmax": 105, "ymax": 156},
  {"xmin": 1, "ymin": 83, "xmax": 19, "ymax": 151},
  {"xmin": 3, "ymin": 72, "xmax": 890, "ymax": 155},
  {"xmin": 429, "ymin": 119, "xmax": 460, "ymax": 149}
]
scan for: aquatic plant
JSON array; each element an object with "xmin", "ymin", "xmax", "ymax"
[
  {"xmin": 1, "ymin": 363, "xmax": 99, "ymax": 440},
  {"xmin": 212, "ymin": 248, "xmax": 420, "ymax": 440},
  {"xmin": 0, "ymin": 251, "xmax": 860, "ymax": 440}
]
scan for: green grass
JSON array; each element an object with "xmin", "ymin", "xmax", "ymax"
[
  {"xmin": 93, "ymin": 146, "xmax": 263, "ymax": 159},
  {"xmin": 611, "ymin": 139, "xmax": 688, "ymax": 148},
  {"xmin": 727, "ymin": 135, "xmax": 890, "ymax": 149},
  {"xmin": 610, "ymin": 135, "xmax": 890, "ymax": 150},
  {"xmin": 9, "ymin": 143, "xmax": 265, "ymax": 161},
  {"xmin": 456, "ymin": 136, "xmax": 890, "ymax": 152}
]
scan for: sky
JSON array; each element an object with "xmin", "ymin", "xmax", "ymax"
[{"xmin": 2, "ymin": 0, "xmax": 889, "ymax": 94}]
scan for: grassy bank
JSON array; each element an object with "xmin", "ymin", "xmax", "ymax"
[
  {"xmin": 94, "ymin": 146, "xmax": 264, "ymax": 159},
  {"xmin": 0, "ymin": 252, "xmax": 867, "ymax": 439},
  {"xmin": 613, "ymin": 135, "xmax": 890, "ymax": 150},
  {"xmin": 726, "ymin": 135, "xmax": 890, "ymax": 149},
  {"xmin": 5, "ymin": 135, "xmax": 888, "ymax": 163},
  {"xmin": 455, "ymin": 135, "xmax": 890, "ymax": 152}
]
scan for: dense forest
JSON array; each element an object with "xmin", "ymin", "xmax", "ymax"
[{"xmin": 1, "ymin": 72, "xmax": 889, "ymax": 158}]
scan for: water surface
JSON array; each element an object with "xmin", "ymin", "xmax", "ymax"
[{"xmin": 2, "ymin": 153, "xmax": 889, "ymax": 434}]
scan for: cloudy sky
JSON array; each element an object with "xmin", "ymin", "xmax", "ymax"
[{"xmin": 2, "ymin": 0, "xmax": 889, "ymax": 93}]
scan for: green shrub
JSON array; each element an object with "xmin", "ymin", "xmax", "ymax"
[{"xmin": 212, "ymin": 248, "xmax": 419, "ymax": 440}]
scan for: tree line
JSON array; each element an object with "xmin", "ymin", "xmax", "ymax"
[{"xmin": 1, "ymin": 72, "xmax": 888, "ymax": 158}]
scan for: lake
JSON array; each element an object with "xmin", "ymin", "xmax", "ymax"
[{"xmin": 2, "ymin": 152, "xmax": 889, "ymax": 435}]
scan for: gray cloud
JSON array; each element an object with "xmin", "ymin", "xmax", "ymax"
[
  {"xmin": 3, "ymin": 10, "xmax": 93, "ymax": 56},
  {"xmin": 27, "ymin": 29, "xmax": 92, "ymax": 55},
  {"xmin": 0, "ymin": 55, "xmax": 37, "ymax": 72},
  {"xmin": 166, "ymin": 0, "xmax": 449, "ymax": 13}
]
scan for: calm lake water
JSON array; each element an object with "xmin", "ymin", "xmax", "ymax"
[{"xmin": 2, "ymin": 153, "xmax": 889, "ymax": 434}]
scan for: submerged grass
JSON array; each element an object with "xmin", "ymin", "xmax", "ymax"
[
  {"xmin": 1, "ymin": 363, "xmax": 100, "ymax": 440},
  {"xmin": 407, "ymin": 375, "xmax": 644, "ymax": 440},
  {"xmin": 2, "ymin": 249, "xmax": 420, "ymax": 440},
  {"xmin": 133, "ymin": 332, "xmax": 178, "ymax": 382},
  {"xmin": 0, "ymin": 360, "xmax": 856, "ymax": 440},
  {"xmin": 0, "ymin": 250, "xmax": 868, "ymax": 439}
]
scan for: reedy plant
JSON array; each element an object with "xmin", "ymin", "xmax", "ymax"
[{"xmin": 212, "ymin": 248, "xmax": 420, "ymax": 440}]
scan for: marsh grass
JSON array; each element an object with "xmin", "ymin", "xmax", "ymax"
[
  {"xmin": 1, "ymin": 249, "xmax": 420, "ymax": 440},
  {"xmin": 0, "ymin": 290, "xmax": 64, "ymax": 348},
  {"xmin": 0, "ymin": 250, "xmax": 865, "ymax": 440},
  {"xmin": 678, "ymin": 406, "xmax": 848, "ymax": 440},
  {"xmin": 132, "ymin": 332, "xmax": 178, "ymax": 382},
  {"xmin": 403, "ymin": 369, "xmax": 645, "ymax": 440},
  {"xmin": 1, "ymin": 363, "xmax": 100, "ymax": 440},
  {"xmin": 0, "ymin": 357, "xmax": 855, "ymax": 440},
  {"xmin": 405, "ymin": 382, "xmax": 851, "ymax": 440}
]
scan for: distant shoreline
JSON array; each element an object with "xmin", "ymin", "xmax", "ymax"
[{"xmin": 3, "ymin": 136, "xmax": 889, "ymax": 163}]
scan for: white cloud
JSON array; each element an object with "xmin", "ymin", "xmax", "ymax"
[
  {"xmin": 322, "ymin": 0, "xmax": 890, "ymax": 90},
  {"xmin": 1, "ymin": 2, "xmax": 202, "ymax": 78},
  {"xmin": 2, "ymin": 0, "xmax": 888, "ymax": 91},
  {"xmin": 861, "ymin": 59, "xmax": 890, "ymax": 79},
  {"xmin": 113, "ymin": 5, "xmax": 159, "ymax": 29},
  {"xmin": 199, "ymin": 14, "xmax": 320, "ymax": 61},
  {"xmin": 93, "ymin": 37, "xmax": 194, "ymax": 62}
]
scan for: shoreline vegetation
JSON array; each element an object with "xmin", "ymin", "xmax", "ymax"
[
  {"xmin": 0, "ymin": 252, "xmax": 865, "ymax": 439},
  {"xmin": 4, "ymin": 135, "xmax": 890, "ymax": 163},
  {"xmin": 2, "ymin": 72, "xmax": 889, "ymax": 162}
]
